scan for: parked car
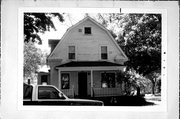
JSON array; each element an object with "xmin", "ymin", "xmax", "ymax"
[{"xmin": 23, "ymin": 83, "xmax": 104, "ymax": 106}]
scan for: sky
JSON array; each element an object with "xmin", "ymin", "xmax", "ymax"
[
  {"xmin": 36, "ymin": 13, "xmax": 87, "ymax": 72},
  {"xmin": 36, "ymin": 11, "xmax": 122, "ymax": 72},
  {"xmin": 37, "ymin": 13, "xmax": 98, "ymax": 53},
  {"xmin": 36, "ymin": 11, "xmax": 125, "ymax": 53}
]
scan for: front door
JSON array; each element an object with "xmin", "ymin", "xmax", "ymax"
[{"xmin": 78, "ymin": 72, "xmax": 87, "ymax": 98}]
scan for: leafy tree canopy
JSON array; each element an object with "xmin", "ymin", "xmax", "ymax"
[
  {"xmin": 97, "ymin": 13, "xmax": 161, "ymax": 76},
  {"xmin": 24, "ymin": 13, "xmax": 64, "ymax": 44},
  {"xmin": 24, "ymin": 42, "xmax": 45, "ymax": 79},
  {"xmin": 120, "ymin": 14, "xmax": 161, "ymax": 76},
  {"xmin": 97, "ymin": 13, "xmax": 161, "ymax": 95}
]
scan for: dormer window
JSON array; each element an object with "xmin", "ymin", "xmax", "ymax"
[
  {"xmin": 84, "ymin": 27, "xmax": 91, "ymax": 35},
  {"xmin": 68, "ymin": 46, "xmax": 75, "ymax": 60}
]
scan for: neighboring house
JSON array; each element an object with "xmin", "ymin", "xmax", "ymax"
[
  {"xmin": 38, "ymin": 71, "xmax": 50, "ymax": 85},
  {"xmin": 38, "ymin": 65, "xmax": 50, "ymax": 85},
  {"xmin": 47, "ymin": 16, "xmax": 128, "ymax": 98}
]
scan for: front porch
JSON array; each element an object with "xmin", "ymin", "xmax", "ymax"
[
  {"xmin": 56, "ymin": 61, "xmax": 126, "ymax": 98},
  {"xmin": 61, "ymin": 87, "xmax": 123, "ymax": 98}
]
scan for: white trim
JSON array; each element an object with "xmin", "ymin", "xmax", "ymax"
[
  {"xmin": 100, "ymin": 72, "xmax": 116, "ymax": 88},
  {"xmin": 87, "ymin": 16, "xmax": 128, "ymax": 61},
  {"xmin": 100, "ymin": 45, "xmax": 108, "ymax": 60},
  {"xmin": 48, "ymin": 16, "xmax": 128, "ymax": 62},
  {"xmin": 48, "ymin": 17, "xmax": 90, "ymax": 59},
  {"xmin": 58, "ymin": 70, "xmax": 61, "ymax": 89},
  {"xmin": 90, "ymin": 70, "xmax": 93, "ymax": 97},
  {"xmin": 56, "ymin": 66, "xmax": 125, "ymax": 71},
  {"xmin": 84, "ymin": 26, "xmax": 92, "ymax": 35},
  {"xmin": 68, "ymin": 45, "xmax": 76, "ymax": 60},
  {"xmin": 61, "ymin": 72, "xmax": 71, "ymax": 90}
]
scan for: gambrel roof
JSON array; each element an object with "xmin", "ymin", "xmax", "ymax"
[{"xmin": 48, "ymin": 16, "xmax": 128, "ymax": 61}]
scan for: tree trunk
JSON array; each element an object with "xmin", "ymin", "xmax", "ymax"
[
  {"xmin": 152, "ymin": 82, "xmax": 155, "ymax": 95},
  {"xmin": 136, "ymin": 86, "xmax": 140, "ymax": 96}
]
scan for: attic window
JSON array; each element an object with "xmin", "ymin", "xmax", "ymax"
[{"xmin": 84, "ymin": 27, "xmax": 91, "ymax": 35}]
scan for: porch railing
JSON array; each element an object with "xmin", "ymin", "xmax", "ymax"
[
  {"xmin": 61, "ymin": 88, "xmax": 123, "ymax": 98},
  {"xmin": 93, "ymin": 88, "xmax": 122, "ymax": 97}
]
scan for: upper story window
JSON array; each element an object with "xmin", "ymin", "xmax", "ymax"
[
  {"xmin": 68, "ymin": 46, "xmax": 75, "ymax": 60},
  {"xmin": 101, "ymin": 46, "xmax": 108, "ymax": 60},
  {"xmin": 84, "ymin": 27, "xmax": 91, "ymax": 35}
]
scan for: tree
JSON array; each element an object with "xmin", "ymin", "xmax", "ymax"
[
  {"xmin": 96, "ymin": 13, "xmax": 161, "ymax": 95},
  {"xmin": 24, "ymin": 42, "xmax": 43, "ymax": 81},
  {"xmin": 116, "ymin": 70, "xmax": 133, "ymax": 96},
  {"xmin": 23, "ymin": 13, "xmax": 64, "ymax": 83},
  {"xmin": 145, "ymin": 70, "xmax": 161, "ymax": 95},
  {"xmin": 119, "ymin": 14, "xmax": 161, "ymax": 75},
  {"xmin": 117, "ymin": 70, "xmax": 149, "ymax": 96},
  {"xmin": 24, "ymin": 13, "xmax": 64, "ymax": 44},
  {"xmin": 119, "ymin": 14, "xmax": 161, "ymax": 95}
]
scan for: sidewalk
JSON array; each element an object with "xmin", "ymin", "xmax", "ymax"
[{"xmin": 144, "ymin": 94, "xmax": 161, "ymax": 106}]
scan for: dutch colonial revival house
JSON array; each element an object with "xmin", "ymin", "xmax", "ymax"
[{"xmin": 46, "ymin": 16, "xmax": 128, "ymax": 98}]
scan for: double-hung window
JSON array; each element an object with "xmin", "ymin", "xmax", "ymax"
[
  {"xmin": 101, "ymin": 73, "xmax": 115, "ymax": 88},
  {"xmin": 68, "ymin": 46, "xmax": 75, "ymax": 60},
  {"xmin": 101, "ymin": 46, "xmax": 108, "ymax": 60}
]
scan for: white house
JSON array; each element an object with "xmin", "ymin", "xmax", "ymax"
[{"xmin": 46, "ymin": 16, "xmax": 128, "ymax": 98}]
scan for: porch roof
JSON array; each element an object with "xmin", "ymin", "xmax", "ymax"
[{"xmin": 56, "ymin": 61, "xmax": 124, "ymax": 68}]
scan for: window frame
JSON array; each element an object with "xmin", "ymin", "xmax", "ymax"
[
  {"xmin": 101, "ymin": 46, "xmax": 108, "ymax": 60},
  {"xmin": 84, "ymin": 27, "xmax": 92, "ymax": 35},
  {"xmin": 68, "ymin": 46, "xmax": 76, "ymax": 60},
  {"xmin": 61, "ymin": 73, "xmax": 70, "ymax": 89},
  {"xmin": 101, "ymin": 72, "xmax": 116, "ymax": 88},
  {"xmin": 41, "ymin": 75, "xmax": 48, "ymax": 84}
]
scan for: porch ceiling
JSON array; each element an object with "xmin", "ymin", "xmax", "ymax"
[{"xmin": 56, "ymin": 61, "xmax": 124, "ymax": 68}]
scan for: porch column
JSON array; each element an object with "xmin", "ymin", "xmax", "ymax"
[
  {"xmin": 90, "ymin": 69, "xmax": 93, "ymax": 97},
  {"xmin": 58, "ymin": 70, "xmax": 61, "ymax": 89}
]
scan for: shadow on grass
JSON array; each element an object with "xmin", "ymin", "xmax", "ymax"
[{"xmin": 89, "ymin": 96, "xmax": 155, "ymax": 106}]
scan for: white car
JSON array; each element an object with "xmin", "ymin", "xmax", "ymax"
[{"xmin": 23, "ymin": 83, "xmax": 104, "ymax": 106}]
